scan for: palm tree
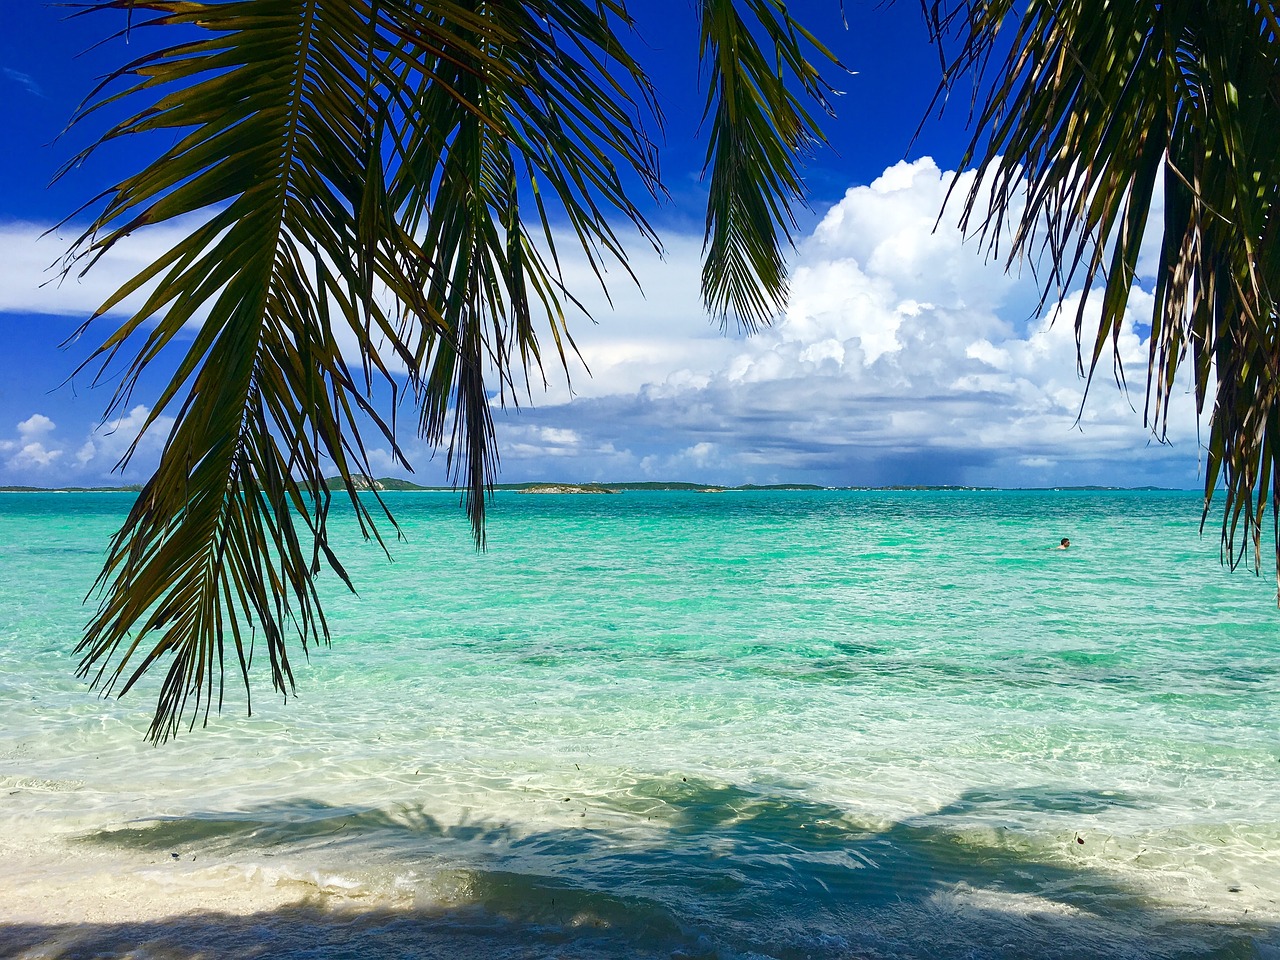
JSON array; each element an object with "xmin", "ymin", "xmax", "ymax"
[{"xmin": 62, "ymin": 0, "xmax": 1277, "ymax": 741}]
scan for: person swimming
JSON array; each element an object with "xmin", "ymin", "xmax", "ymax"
[{"xmin": 1057, "ymin": 538, "xmax": 1070, "ymax": 549}]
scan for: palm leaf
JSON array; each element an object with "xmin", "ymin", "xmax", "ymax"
[
  {"xmin": 698, "ymin": 0, "xmax": 844, "ymax": 332},
  {"xmin": 388, "ymin": 0, "xmax": 662, "ymax": 540},
  {"xmin": 63, "ymin": 0, "xmax": 435, "ymax": 741},
  {"xmin": 60, "ymin": 0, "xmax": 673, "ymax": 738}
]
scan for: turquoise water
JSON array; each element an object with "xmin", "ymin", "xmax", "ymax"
[{"xmin": 0, "ymin": 490, "xmax": 1277, "ymax": 959}]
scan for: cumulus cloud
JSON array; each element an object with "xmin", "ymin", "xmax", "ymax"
[
  {"xmin": 490, "ymin": 157, "xmax": 1202, "ymax": 488},
  {"xmin": 0, "ymin": 405, "xmax": 177, "ymax": 484},
  {"xmin": 4, "ymin": 413, "xmax": 63, "ymax": 471},
  {"xmin": 8, "ymin": 441, "xmax": 62, "ymax": 469},
  {"xmin": 82, "ymin": 404, "xmax": 176, "ymax": 473},
  {"xmin": 504, "ymin": 423, "xmax": 610, "ymax": 462},
  {"xmin": 17, "ymin": 413, "xmax": 55, "ymax": 439}
]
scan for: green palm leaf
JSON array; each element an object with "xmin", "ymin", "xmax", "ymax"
[
  {"xmin": 61, "ymin": 0, "xmax": 742, "ymax": 739},
  {"xmin": 389, "ymin": 0, "xmax": 662, "ymax": 539},
  {"xmin": 64, "ymin": 0, "xmax": 443, "ymax": 740},
  {"xmin": 698, "ymin": 0, "xmax": 843, "ymax": 331}
]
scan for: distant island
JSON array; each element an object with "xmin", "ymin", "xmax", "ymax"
[
  {"xmin": 323, "ymin": 477, "xmax": 829, "ymax": 493},
  {"xmin": 0, "ymin": 484, "xmax": 144, "ymax": 493},
  {"xmin": 0, "ymin": 477, "xmax": 1181, "ymax": 495}
]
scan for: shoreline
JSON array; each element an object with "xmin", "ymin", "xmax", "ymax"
[{"xmin": 2, "ymin": 828, "xmax": 1273, "ymax": 960}]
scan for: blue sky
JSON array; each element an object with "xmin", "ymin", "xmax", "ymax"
[{"xmin": 0, "ymin": 1, "xmax": 1204, "ymax": 489}]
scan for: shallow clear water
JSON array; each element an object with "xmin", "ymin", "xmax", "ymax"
[{"xmin": 0, "ymin": 490, "xmax": 1277, "ymax": 959}]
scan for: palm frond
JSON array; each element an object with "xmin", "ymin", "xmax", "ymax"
[
  {"xmin": 62, "ymin": 0, "xmax": 666, "ymax": 738},
  {"xmin": 697, "ymin": 0, "xmax": 844, "ymax": 332},
  {"xmin": 64, "ymin": 0, "xmax": 432, "ymax": 741},
  {"xmin": 924, "ymin": 0, "xmax": 1280, "ymax": 593},
  {"xmin": 62, "ymin": 0, "xmax": 857, "ymax": 738},
  {"xmin": 388, "ymin": 0, "xmax": 662, "ymax": 540}
]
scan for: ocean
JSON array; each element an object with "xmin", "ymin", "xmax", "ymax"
[{"xmin": 0, "ymin": 490, "xmax": 1277, "ymax": 959}]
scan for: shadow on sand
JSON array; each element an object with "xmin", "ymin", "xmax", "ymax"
[{"xmin": 2, "ymin": 777, "xmax": 1274, "ymax": 960}]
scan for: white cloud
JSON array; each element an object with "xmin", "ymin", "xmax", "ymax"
[
  {"xmin": 0, "ymin": 404, "xmax": 179, "ymax": 484},
  {"xmin": 488, "ymin": 157, "xmax": 1202, "ymax": 487},
  {"xmin": 17, "ymin": 413, "xmax": 55, "ymax": 439},
  {"xmin": 503, "ymin": 423, "xmax": 600, "ymax": 461},
  {"xmin": 4, "ymin": 413, "xmax": 63, "ymax": 470},
  {"xmin": 684, "ymin": 442, "xmax": 719, "ymax": 469},
  {"xmin": 538, "ymin": 427, "xmax": 580, "ymax": 445},
  {"xmin": 2, "ymin": 68, "xmax": 43, "ymax": 98},
  {"xmin": 82, "ymin": 404, "xmax": 176, "ymax": 473},
  {"xmin": 0, "ymin": 220, "xmax": 193, "ymax": 321},
  {"xmin": 0, "ymin": 218, "xmax": 424, "ymax": 380},
  {"xmin": 9, "ymin": 441, "xmax": 62, "ymax": 469}
]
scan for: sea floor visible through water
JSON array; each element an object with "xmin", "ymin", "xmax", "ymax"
[{"xmin": 0, "ymin": 489, "xmax": 1277, "ymax": 960}]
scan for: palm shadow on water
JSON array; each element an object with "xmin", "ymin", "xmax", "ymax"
[{"xmin": 1, "ymin": 777, "xmax": 1274, "ymax": 960}]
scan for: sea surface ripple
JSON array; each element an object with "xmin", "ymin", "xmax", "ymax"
[{"xmin": 0, "ymin": 490, "xmax": 1277, "ymax": 959}]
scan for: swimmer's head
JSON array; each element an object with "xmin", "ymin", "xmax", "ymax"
[{"xmin": 1060, "ymin": 538, "xmax": 1070, "ymax": 548}]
